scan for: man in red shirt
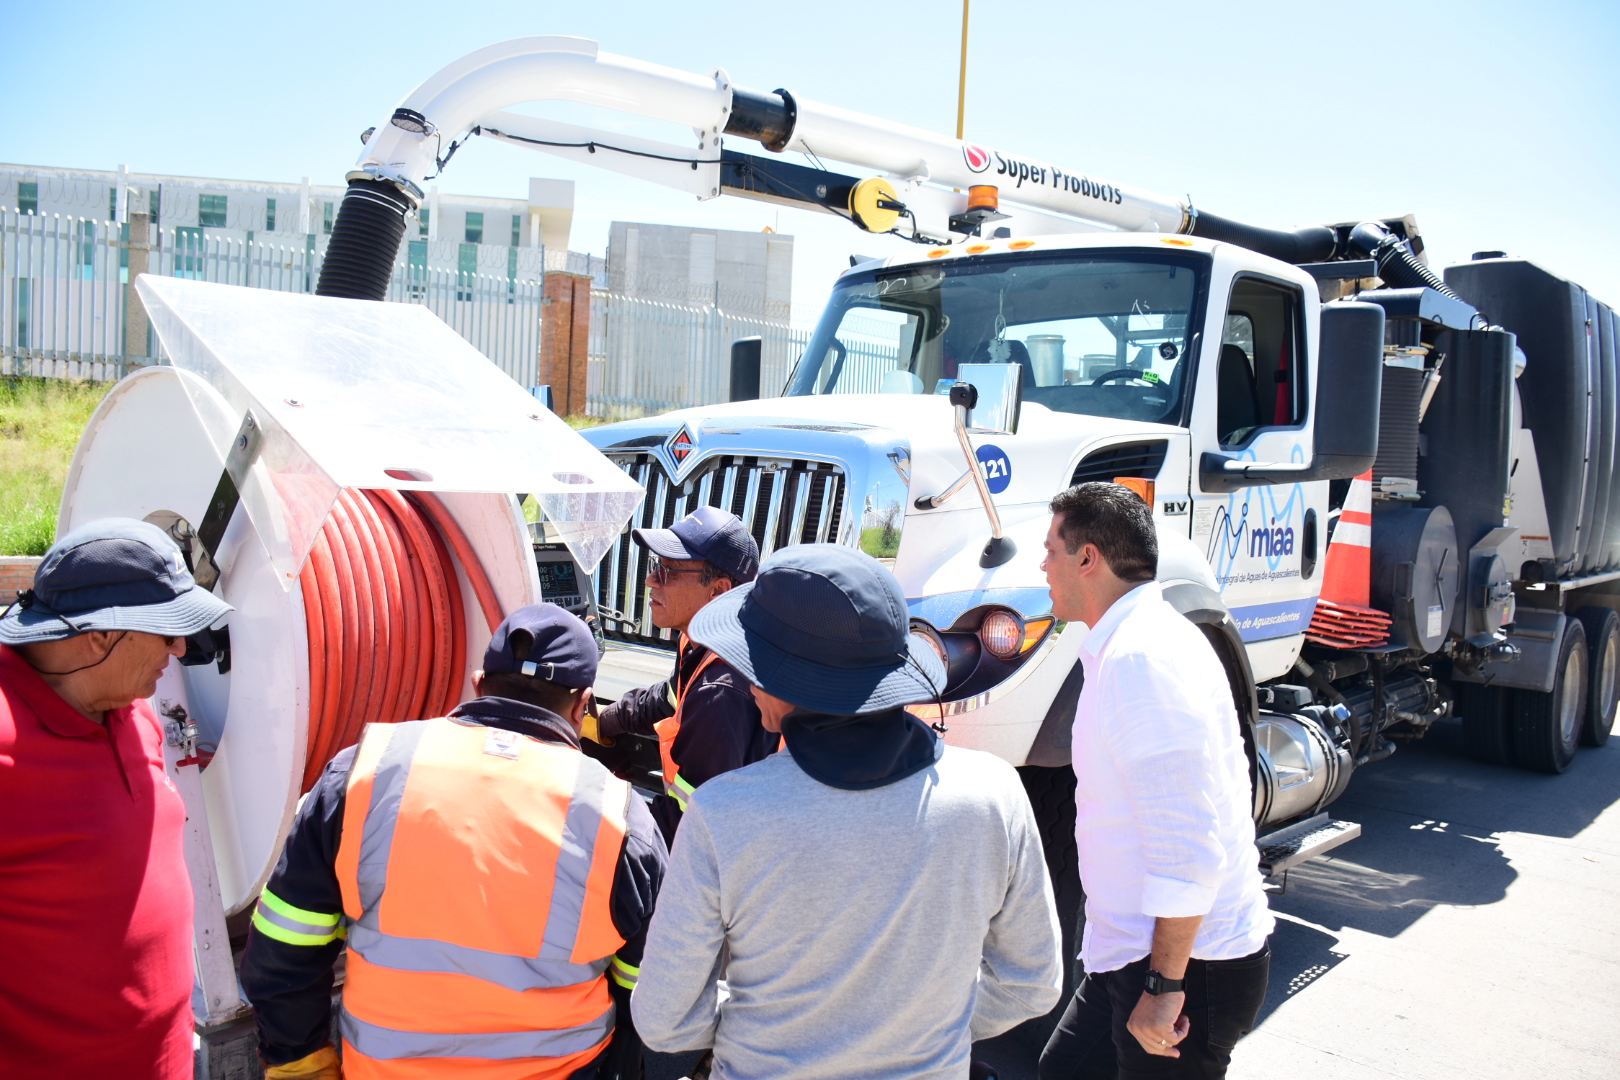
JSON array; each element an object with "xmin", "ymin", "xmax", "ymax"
[{"xmin": 0, "ymin": 518, "xmax": 233, "ymax": 1078}]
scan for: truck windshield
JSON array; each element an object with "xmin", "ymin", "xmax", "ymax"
[{"xmin": 788, "ymin": 251, "xmax": 1208, "ymax": 425}]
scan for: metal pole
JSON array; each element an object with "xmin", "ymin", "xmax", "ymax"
[{"xmin": 956, "ymin": 0, "xmax": 970, "ymax": 141}]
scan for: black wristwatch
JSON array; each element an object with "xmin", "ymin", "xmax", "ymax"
[{"xmin": 1143, "ymin": 968, "xmax": 1185, "ymax": 996}]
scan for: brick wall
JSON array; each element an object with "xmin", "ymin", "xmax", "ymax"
[
  {"xmin": 538, "ymin": 272, "xmax": 593, "ymax": 417},
  {"xmin": 0, "ymin": 558, "xmax": 42, "ymax": 603}
]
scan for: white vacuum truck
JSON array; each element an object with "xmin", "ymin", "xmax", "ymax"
[{"xmin": 323, "ymin": 37, "xmax": 1620, "ymax": 888}]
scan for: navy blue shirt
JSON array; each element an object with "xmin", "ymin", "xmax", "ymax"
[{"xmin": 598, "ymin": 639, "xmax": 773, "ymax": 846}]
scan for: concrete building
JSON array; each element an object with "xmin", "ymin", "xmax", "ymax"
[
  {"xmin": 608, "ymin": 221, "xmax": 792, "ymax": 319},
  {"xmin": 0, "ymin": 164, "xmax": 584, "ymax": 281}
]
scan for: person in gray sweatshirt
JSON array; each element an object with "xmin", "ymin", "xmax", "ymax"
[{"xmin": 632, "ymin": 543, "xmax": 1064, "ymax": 1080}]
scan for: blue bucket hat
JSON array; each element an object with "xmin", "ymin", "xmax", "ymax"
[
  {"xmin": 0, "ymin": 518, "xmax": 233, "ymax": 645},
  {"xmin": 687, "ymin": 544, "xmax": 943, "ymax": 715}
]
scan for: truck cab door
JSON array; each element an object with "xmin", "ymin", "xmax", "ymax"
[{"xmin": 1191, "ymin": 273, "xmax": 1327, "ymax": 680}]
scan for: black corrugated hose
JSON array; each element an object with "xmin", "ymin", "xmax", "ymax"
[
  {"xmin": 1347, "ymin": 221, "xmax": 1465, "ymax": 301},
  {"xmin": 315, "ymin": 179, "xmax": 412, "ymax": 301}
]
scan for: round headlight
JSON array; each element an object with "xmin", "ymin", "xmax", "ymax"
[
  {"xmin": 911, "ymin": 623, "xmax": 948, "ymax": 668},
  {"xmin": 979, "ymin": 610, "xmax": 1024, "ymax": 660}
]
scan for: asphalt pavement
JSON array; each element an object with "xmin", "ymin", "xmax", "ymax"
[{"xmin": 982, "ymin": 718, "xmax": 1620, "ymax": 1079}]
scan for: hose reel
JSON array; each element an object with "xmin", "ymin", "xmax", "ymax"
[{"xmin": 63, "ymin": 277, "xmax": 642, "ymax": 912}]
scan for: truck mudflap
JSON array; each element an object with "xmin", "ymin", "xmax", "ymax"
[{"xmin": 1256, "ymin": 813, "xmax": 1362, "ymax": 877}]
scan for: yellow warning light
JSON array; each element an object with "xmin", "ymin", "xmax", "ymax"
[
  {"xmin": 1009, "ymin": 240, "xmax": 1036, "ymax": 250},
  {"xmin": 1160, "ymin": 237, "xmax": 1195, "ymax": 247}
]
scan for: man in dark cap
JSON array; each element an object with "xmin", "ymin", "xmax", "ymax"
[
  {"xmin": 0, "ymin": 518, "xmax": 234, "ymax": 1080},
  {"xmin": 239, "ymin": 603, "xmax": 666, "ymax": 1080},
  {"xmin": 592, "ymin": 505, "xmax": 771, "ymax": 846},
  {"xmin": 633, "ymin": 544, "xmax": 1064, "ymax": 1080}
]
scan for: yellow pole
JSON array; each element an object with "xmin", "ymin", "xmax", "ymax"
[{"xmin": 956, "ymin": 0, "xmax": 970, "ymax": 141}]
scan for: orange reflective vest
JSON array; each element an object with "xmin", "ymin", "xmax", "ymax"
[
  {"xmin": 333, "ymin": 716, "xmax": 631, "ymax": 1080},
  {"xmin": 651, "ymin": 635, "xmax": 724, "ymax": 812}
]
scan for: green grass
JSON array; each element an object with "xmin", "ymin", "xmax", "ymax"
[
  {"xmin": 0, "ymin": 378, "xmax": 112, "ymax": 555},
  {"xmin": 0, "ymin": 394, "xmax": 605, "ymax": 551}
]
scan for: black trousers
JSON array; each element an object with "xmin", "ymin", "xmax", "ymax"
[{"xmin": 1038, "ymin": 943, "xmax": 1270, "ymax": 1080}]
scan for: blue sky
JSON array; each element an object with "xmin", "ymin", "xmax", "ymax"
[{"xmin": 7, "ymin": 0, "xmax": 1617, "ymax": 320}]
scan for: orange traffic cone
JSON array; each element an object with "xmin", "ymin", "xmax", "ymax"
[{"xmin": 1306, "ymin": 471, "xmax": 1391, "ymax": 649}]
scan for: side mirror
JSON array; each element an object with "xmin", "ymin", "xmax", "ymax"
[
  {"xmin": 955, "ymin": 362, "xmax": 1023, "ymax": 433},
  {"xmin": 1200, "ymin": 301, "xmax": 1384, "ymax": 491},
  {"xmin": 730, "ymin": 337, "xmax": 763, "ymax": 402}
]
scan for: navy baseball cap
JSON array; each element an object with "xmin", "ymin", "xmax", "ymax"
[
  {"xmin": 483, "ymin": 603, "xmax": 598, "ymax": 689},
  {"xmin": 0, "ymin": 518, "xmax": 233, "ymax": 645},
  {"xmin": 633, "ymin": 505, "xmax": 759, "ymax": 584},
  {"xmin": 687, "ymin": 544, "xmax": 944, "ymax": 715}
]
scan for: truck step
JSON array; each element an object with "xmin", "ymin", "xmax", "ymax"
[{"xmin": 1256, "ymin": 813, "xmax": 1361, "ymax": 876}]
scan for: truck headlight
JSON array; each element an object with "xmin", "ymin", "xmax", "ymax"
[
  {"xmin": 980, "ymin": 610, "xmax": 1024, "ymax": 659},
  {"xmin": 980, "ymin": 610, "xmax": 1055, "ymax": 659}
]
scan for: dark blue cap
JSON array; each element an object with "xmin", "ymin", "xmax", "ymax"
[
  {"xmin": 633, "ymin": 505, "xmax": 759, "ymax": 584},
  {"xmin": 0, "ymin": 518, "xmax": 233, "ymax": 645},
  {"xmin": 483, "ymin": 603, "xmax": 597, "ymax": 689},
  {"xmin": 687, "ymin": 544, "xmax": 943, "ymax": 714}
]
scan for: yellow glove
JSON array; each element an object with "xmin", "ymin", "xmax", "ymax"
[
  {"xmin": 265, "ymin": 1045, "xmax": 341, "ymax": 1080},
  {"xmin": 581, "ymin": 701, "xmax": 613, "ymax": 747}
]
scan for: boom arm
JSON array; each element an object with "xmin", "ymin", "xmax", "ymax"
[{"xmin": 318, "ymin": 35, "xmax": 1441, "ymax": 302}]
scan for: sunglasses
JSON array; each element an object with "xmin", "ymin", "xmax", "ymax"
[{"xmin": 646, "ymin": 557, "xmax": 708, "ymax": 585}]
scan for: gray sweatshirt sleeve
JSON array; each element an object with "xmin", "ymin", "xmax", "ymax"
[
  {"xmin": 631, "ymin": 799, "xmax": 728, "ymax": 1052},
  {"xmin": 969, "ymin": 772, "xmax": 1065, "ymax": 1042}
]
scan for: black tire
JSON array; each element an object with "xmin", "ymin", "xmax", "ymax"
[
  {"xmin": 1575, "ymin": 607, "xmax": 1620, "ymax": 747},
  {"xmin": 1454, "ymin": 681, "xmax": 1515, "ymax": 765},
  {"xmin": 1512, "ymin": 619, "xmax": 1588, "ymax": 774},
  {"xmin": 1018, "ymin": 766, "xmax": 1083, "ymax": 1009}
]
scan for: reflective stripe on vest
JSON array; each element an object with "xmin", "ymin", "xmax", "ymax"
[
  {"xmin": 339, "ymin": 1005, "xmax": 613, "ymax": 1062},
  {"xmin": 333, "ymin": 717, "xmax": 629, "ymax": 1075},
  {"xmin": 652, "ymin": 635, "xmax": 723, "ymax": 810},
  {"xmin": 252, "ymin": 888, "xmax": 345, "ymax": 947}
]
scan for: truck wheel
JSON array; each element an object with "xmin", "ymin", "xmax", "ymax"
[
  {"xmin": 1512, "ymin": 620, "xmax": 1587, "ymax": 774},
  {"xmin": 1455, "ymin": 682, "xmax": 1514, "ymax": 765},
  {"xmin": 1575, "ymin": 607, "xmax": 1620, "ymax": 747}
]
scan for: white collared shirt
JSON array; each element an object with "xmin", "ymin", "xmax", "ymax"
[{"xmin": 1071, "ymin": 581, "xmax": 1273, "ymax": 973}]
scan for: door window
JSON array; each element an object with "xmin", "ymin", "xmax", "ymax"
[{"xmin": 1217, "ymin": 277, "xmax": 1305, "ymax": 447}]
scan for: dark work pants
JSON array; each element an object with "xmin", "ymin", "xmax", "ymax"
[{"xmin": 1038, "ymin": 944, "xmax": 1270, "ymax": 1080}]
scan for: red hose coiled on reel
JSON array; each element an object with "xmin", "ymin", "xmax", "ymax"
[{"xmin": 297, "ymin": 488, "xmax": 505, "ymax": 792}]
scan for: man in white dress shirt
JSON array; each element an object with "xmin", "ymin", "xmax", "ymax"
[{"xmin": 1037, "ymin": 483, "xmax": 1273, "ymax": 1079}]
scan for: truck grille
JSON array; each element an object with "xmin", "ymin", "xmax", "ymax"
[{"xmin": 596, "ymin": 454, "xmax": 846, "ymax": 646}]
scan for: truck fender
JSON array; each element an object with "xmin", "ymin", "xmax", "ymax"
[
  {"xmin": 1165, "ymin": 580, "xmax": 1264, "ymax": 812},
  {"xmin": 1021, "ymin": 578, "xmax": 1261, "ymax": 776}
]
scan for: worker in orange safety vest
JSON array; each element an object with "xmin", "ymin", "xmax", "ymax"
[
  {"xmin": 590, "ymin": 506, "xmax": 774, "ymax": 848},
  {"xmin": 239, "ymin": 603, "xmax": 668, "ymax": 1080}
]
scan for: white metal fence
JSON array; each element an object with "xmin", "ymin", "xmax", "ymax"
[
  {"xmin": 587, "ymin": 290, "xmax": 812, "ymax": 419},
  {"xmin": 1, "ymin": 209, "xmax": 544, "ymax": 385},
  {"xmin": 2, "ymin": 208, "xmax": 817, "ymax": 420}
]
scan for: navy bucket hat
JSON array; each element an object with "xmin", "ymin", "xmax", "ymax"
[
  {"xmin": 0, "ymin": 518, "xmax": 233, "ymax": 645},
  {"xmin": 687, "ymin": 544, "xmax": 944, "ymax": 715}
]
